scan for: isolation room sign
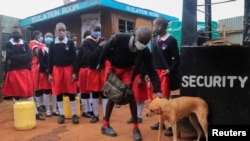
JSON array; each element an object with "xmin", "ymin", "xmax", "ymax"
[{"xmin": 180, "ymin": 46, "xmax": 250, "ymax": 125}]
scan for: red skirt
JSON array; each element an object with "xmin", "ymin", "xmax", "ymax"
[
  {"xmin": 31, "ymin": 60, "xmax": 40, "ymax": 91},
  {"xmin": 38, "ymin": 72, "xmax": 51, "ymax": 90},
  {"xmin": 113, "ymin": 67, "xmax": 133, "ymax": 85},
  {"xmin": 104, "ymin": 60, "xmax": 111, "ymax": 81},
  {"xmin": 3, "ymin": 69, "xmax": 34, "ymax": 98},
  {"xmin": 78, "ymin": 67, "xmax": 91, "ymax": 93},
  {"xmin": 132, "ymin": 74, "xmax": 149, "ymax": 102},
  {"xmin": 147, "ymin": 81, "xmax": 153, "ymax": 101},
  {"xmin": 51, "ymin": 65, "xmax": 77, "ymax": 95},
  {"xmin": 86, "ymin": 69, "xmax": 106, "ymax": 92},
  {"xmin": 156, "ymin": 69, "xmax": 170, "ymax": 99}
]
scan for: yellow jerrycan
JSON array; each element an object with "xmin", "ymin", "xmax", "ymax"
[
  {"xmin": 14, "ymin": 101, "xmax": 36, "ymax": 130},
  {"xmin": 63, "ymin": 96, "xmax": 81, "ymax": 118}
]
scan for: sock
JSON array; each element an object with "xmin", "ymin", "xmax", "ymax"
[
  {"xmin": 35, "ymin": 96, "xmax": 42, "ymax": 107},
  {"xmin": 137, "ymin": 102, "xmax": 144, "ymax": 118},
  {"xmin": 43, "ymin": 94, "xmax": 51, "ymax": 113},
  {"xmin": 26, "ymin": 97, "xmax": 38, "ymax": 114},
  {"xmin": 102, "ymin": 120, "xmax": 109, "ymax": 127},
  {"xmin": 77, "ymin": 93, "xmax": 81, "ymax": 99},
  {"xmin": 168, "ymin": 123, "xmax": 171, "ymax": 127},
  {"xmin": 81, "ymin": 99, "xmax": 88, "ymax": 112},
  {"xmin": 86, "ymin": 98, "xmax": 92, "ymax": 112},
  {"xmin": 89, "ymin": 93, "xmax": 93, "ymax": 105},
  {"xmin": 70, "ymin": 100, "xmax": 77, "ymax": 115},
  {"xmin": 133, "ymin": 123, "xmax": 139, "ymax": 129},
  {"xmin": 92, "ymin": 98, "xmax": 99, "ymax": 116},
  {"xmin": 52, "ymin": 95, "xmax": 57, "ymax": 112},
  {"xmin": 102, "ymin": 99, "xmax": 108, "ymax": 116},
  {"xmin": 41, "ymin": 94, "xmax": 44, "ymax": 105},
  {"xmin": 57, "ymin": 101, "xmax": 64, "ymax": 115},
  {"xmin": 12, "ymin": 97, "xmax": 19, "ymax": 103}
]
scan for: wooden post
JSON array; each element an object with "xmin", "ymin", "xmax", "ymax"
[{"xmin": 0, "ymin": 21, "xmax": 4, "ymax": 102}]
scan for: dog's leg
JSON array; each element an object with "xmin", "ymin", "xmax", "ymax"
[
  {"xmin": 189, "ymin": 113, "xmax": 209, "ymax": 141},
  {"xmin": 196, "ymin": 112, "xmax": 208, "ymax": 141},
  {"xmin": 157, "ymin": 116, "xmax": 163, "ymax": 141},
  {"xmin": 171, "ymin": 121, "xmax": 178, "ymax": 141}
]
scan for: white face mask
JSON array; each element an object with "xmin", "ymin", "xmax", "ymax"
[
  {"xmin": 135, "ymin": 40, "xmax": 147, "ymax": 50},
  {"xmin": 38, "ymin": 36, "xmax": 43, "ymax": 42}
]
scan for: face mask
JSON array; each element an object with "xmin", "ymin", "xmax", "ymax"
[
  {"xmin": 12, "ymin": 33, "xmax": 22, "ymax": 41},
  {"xmin": 92, "ymin": 31, "xmax": 101, "ymax": 38},
  {"xmin": 37, "ymin": 36, "xmax": 43, "ymax": 42},
  {"xmin": 153, "ymin": 27, "xmax": 161, "ymax": 36},
  {"xmin": 57, "ymin": 32, "xmax": 66, "ymax": 41},
  {"xmin": 45, "ymin": 37, "xmax": 53, "ymax": 45},
  {"xmin": 135, "ymin": 40, "xmax": 147, "ymax": 50}
]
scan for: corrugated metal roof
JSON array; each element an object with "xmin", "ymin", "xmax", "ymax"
[{"xmin": 218, "ymin": 16, "xmax": 243, "ymax": 45}]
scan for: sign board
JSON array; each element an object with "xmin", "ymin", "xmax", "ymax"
[{"xmin": 180, "ymin": 46, "xmax": 250, "ymax": 125}]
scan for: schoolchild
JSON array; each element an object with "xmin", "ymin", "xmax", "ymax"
[
  {"xmin": 3, "ymin": 26, "xmax": 45, "ymax": 120},
  {"xmin": 48, "ymin": 22, "xmax": 79, "ymax": 124}
]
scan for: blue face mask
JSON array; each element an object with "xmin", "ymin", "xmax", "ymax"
[
  {"xmin": 45, "ymin": 37, "xmax": 53, "ymax": 44},
  {"xmin": 92, "ymin": 31, "xmax": 101, "ymax": 38}
]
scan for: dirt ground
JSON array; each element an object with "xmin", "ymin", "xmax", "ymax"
[{"xmin": 0, "ymin": 90, "xmax": 198, "ymax": 141}]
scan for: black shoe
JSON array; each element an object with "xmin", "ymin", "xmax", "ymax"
[
  {"xmin": 52, "ymin": 111, "xmax": 59, "ymax": 116},
  {"xmin": 37, "ymin": 106, "xmax": 46, "ymax": 112},
  {"xmin": 127, "ymin": 117, "xmax": 143, "ymax": 124},
  {"xmin": 127, "ymin": 117, "xmax": 133, "ymax": 123},
  {"xmin": 36, "ymin": 113, "xmax": 45, "ymax": 120},
  {"xmin": 101, "ymin": 125, "xmax": 117, "ymax": 137},
  {"xmin": 133, "ymin": 129, "xmax": 142, "ymax": 141},
  {"xmin": 165, "ymin": 127, "xmax": 173, "ymax": 136},
  {"xmin": 57, "ymin": 115, "xmax": 65, "ymax": 124},
  {"xmin": 72, "ymin": 115, "xmax": 79, "ymax": 124},
  {"xmin": 151, "ymin": 122, "xmax": 166, "ymax": 130},
  {"xmin": 137, "ymin": 118, "xmax": 142, "ymax": 123},
  {"xmin": 87, "ymin": 111, "xmax": 94, "ymax": 116},
  {"xmin": 90, "ymin": 116, "xmax": 99, "ymax": 123},
  {"xmin": 82, "ymin": 112, "xmax": 93, "ymax": 118}
]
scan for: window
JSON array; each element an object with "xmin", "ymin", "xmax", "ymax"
[{"xmin": 118, "ymin": 19, "xmax": 135, "ymax": 33}]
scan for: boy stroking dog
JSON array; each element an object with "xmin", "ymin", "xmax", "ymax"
[{"xmin": 148, "ymin": 95, "xmax": 208, "ymax": 141}]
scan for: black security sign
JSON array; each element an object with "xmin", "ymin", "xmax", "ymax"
[{"xmin": 180, "ymin": 46, "xmax": 250, "ymax": 125}]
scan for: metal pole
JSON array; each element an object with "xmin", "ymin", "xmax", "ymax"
[
  {"xmin": 243, "ymin": 0, "xmax": 250, "ymax": 47},
  {"xmin": 0, "ymin": 21, "xmax": 3, "ymax": 102},
  {"xmin": 205, "ymin": 0, "xmax": 212, "ymax": 41},
  {"xmin": 181, "ymin": 0, "xmax": 197, "ymax": 46}
]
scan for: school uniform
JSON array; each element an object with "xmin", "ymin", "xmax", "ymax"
[
  {"xmin": 77, "ymin": 43, "xmax": 91, "ymax": 93},
  {"xmin": 151, "ymin": 33, "xmax": 180, "ymax": 99},
  {"xmin": 98, "ymin": 33, "xmax": 161, "ymax": 140},
  {"xmin": 81, "ymin": 35, "xmax": 108, "ymax": 122},
  {"xmin": 29, "ymin": 40, "xmax": 44, "ymax": 91},
  {"xmin": 99, "ymin": 34, "xmax": 161, "ymax": 93},
  {"xmin": 3, "ymin": 38, "xmax": 33, "ymax": 98},
  {"xmin": 37, "ymin": 46, "xmax": 51, "ymax": 90},
  {"xmin": 48, "ymin": 37, "xmax": 78, "ymax": 95},
  {"xmin": 82, "ymin": 36, "xmax": 106, "ymax": 92}
]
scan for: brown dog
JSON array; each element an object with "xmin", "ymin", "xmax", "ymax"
[{"xmin": 148, "ymin": 95, "xmax": 208, "ymax": 141}]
